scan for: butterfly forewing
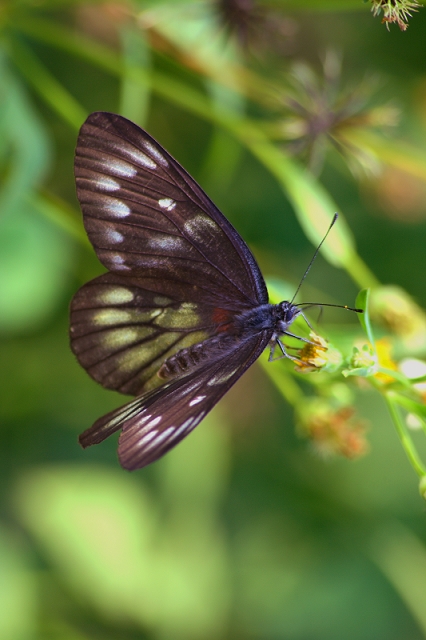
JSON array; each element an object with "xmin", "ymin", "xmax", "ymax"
[{"xmin": 75, "ymin": 112, "xmax": 268, "ymax": 308}]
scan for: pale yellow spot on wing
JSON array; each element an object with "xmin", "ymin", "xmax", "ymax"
[
  {"xmin": 153, "ymin": 295, "xmax": 172, "ymax": 306},
  {"xmin": 93, "ymin": 309, "xmax": 133, "ymax": 326},
  {"xmin": 115, "ymin": 330, "xmax": 209, "ymax": 391},
  {"xmin": 93, "ymin": 308, "xmax": 162, "ymax": 326},
  {"xmin": 102, "ymin": 326, "xmax": 155, "ymax": 350},
  {"xmin": 116, "ymin": 331, "xmax": 181, "ymax": 372},
  {"xmin": 98, "ymin": 287, "xmax": 134, "ymax": 305},
  {"xmin": 154, "ymin": 305, "xmax": 200, "ymax": 329}
]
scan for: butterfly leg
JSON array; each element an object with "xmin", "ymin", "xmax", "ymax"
[
  {"xmin": 269, "ymin": 338, "xmax": 300, "ymax": 362},
  {"xmin": 299, "ymin": 310, "xmax": 316, "ymax": 331},
  {"xmin": 269, "ymin": 329, "xmax": 320, "ymax": 362}
]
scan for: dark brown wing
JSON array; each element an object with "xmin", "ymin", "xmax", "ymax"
[
  {"xmin": 78, "ymin": 331, "xmax": 270, "ymax": 470},
  {"xmin": 74, "ymin": 112, "xmax": 268, "ymax": 310},
  {"xmin": 70, "ymin": 272, "xmax": 223, "ymax": 395}
]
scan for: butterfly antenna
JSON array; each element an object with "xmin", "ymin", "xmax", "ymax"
[
  {"xmin": 297, "ymin": 302, "xmax": 363, "ymax": 313},
  {"xmin": 290, "ymin": 213, "xmax": 338, "ymax": 305}
]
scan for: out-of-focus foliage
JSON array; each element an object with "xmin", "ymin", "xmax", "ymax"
[{"xmin": 1, "ymin": 1, "xmax": 426, "ymax": 638}]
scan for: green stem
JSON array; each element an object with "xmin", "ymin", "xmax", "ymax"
[
  {"xmin": 411, "ymin": 374, "xmax": 426, "ymax": 384},
  {"xmin": 344, "ymin": 252, "xmax": 380, "ymax": 292},
  {"xmin": 234, "ymin": 130, "xmax": 378, "ymax": 289},
  {"xmin": 8, "ymin": 37, "xmax": 87, "ymax": 129},
  {"xmin": 258, "ymin": 354, "xmax": 304, "ymax": 406},
  {"xmin": 376, "ymin": 367, "xmax": 414, "ymax": 390},
  {"xmin": 384, "ymin": 391, "xmax": 426, "ymax": 478}
]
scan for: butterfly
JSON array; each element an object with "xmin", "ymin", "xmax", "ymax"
[{"xmin": 70, "ymin": 112, "xmax": 345, "ymax": 470}]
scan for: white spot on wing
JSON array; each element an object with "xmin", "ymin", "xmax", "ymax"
[
  {"xmin": 194, "ymin": 411, "xmax": 206, "ymax": 425},
  {"xmin": 183, "ymin": 215, "xmax": 218, "ymax": 241},
  {"xmin": 173, "ymin": 417, "xmax": 195, "ymax": 438},
  {"xmin": 104, "ymin": 199, "xmax": 131, "ymax": 218},
  {"xmin": 189, "ymin": 395, "xmax": 205, "ymax": 406},
  {"xmin": 105, "ymin": 228, "xmax": 124, "ymax": 243},
  {"xmin": 141, "ymin": 427, "xmax": 175, "ymax": 453},
  {"xmin": 96, "ymin": 176, "xmax": 120, "ymax": 191},
  {"xmin": 103, "ymin": 251, "xmax": 131, "ymax": 271},
  {"xmin": 149, "ymin": 235, "xmax": 184, "ymax": 250},
  {"xmin": 106, "ymin": 399, "xmax": 144, "ymax": 428},
  {"xmin": 116, "ymin": 143, "xmax": 157, "ymax": 169},
  {"xmin": 207, "ymin": 369, "xmax": 238, "ymax": 386},
  {"xmin": 138, "ymin": 430, "xmax": 158, "ymax": 446},
  {"xmin": 107, "ymin": 254, "xmax": 131, "ymax": 272},
  {"xmin": 143, "ymin": 141, "xmax": 169, "ymax": 167},
  {"xmin": 158, "ymin": 198, "xmax": 176, "ymax": 211},
  {"xmin": 146, "ymin": 416, "xmax": 162, "ymax": 428},
  {"xmin": 103, "ymin": 158, "xmax": 137, "ymax": 178},
  {"xmin": 181, "ymin": 380, "xmax": 202, "ymax": 394}
]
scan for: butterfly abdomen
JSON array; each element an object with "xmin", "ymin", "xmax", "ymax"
[
  {"xmin": 158, "ymin": 331, "xmax": 246, "ymax": 380},
  {"xmin": 158, "ymin": 341, "xmax": 206, "ymax": 378}
]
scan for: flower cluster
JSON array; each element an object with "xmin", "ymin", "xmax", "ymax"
[
  {"xmin": 294, "ymin": 331, "xmax": 342, "ymax": 374},
  {"xmin": 297, "ymin": 400, "xmax": 368, "ymax": 459},
  {"xmin": 213, "ymin": 0, "xmax": 296, "ymax": 53},
  {"xmin": 370, "ymin": 0, "xmax": 421, "ymax": 31},
  {"xmin": 369, "ymin": 286, "xmax": 426, "ymax": 352},
  {"xmin": 277, "ymin": 53, "xmax": 399, "ymax": 175}
]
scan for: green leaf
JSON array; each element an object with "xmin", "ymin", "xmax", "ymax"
[
  {"xmin": 342, "ymin": 365, "xmax": 377, "ymax": 378},
  {"xmin": 356, "ymin": 289, "xmax": 376, "ymax": 349},
  {"xmin": 119, "ymin": 25, "xmax": 152, "ymax": 125},
  {"xmin": 0, "ymin": 56, "xmax": 50, "ymax": 221}
]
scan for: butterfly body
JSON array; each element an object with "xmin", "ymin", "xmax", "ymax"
[
  {"xmin": 70, "ymin": 112, "xmax": 305, "ymax": 470},
  {"xmin": 158, "ymin": 301, "xmax": 303, "ymax": 379}
]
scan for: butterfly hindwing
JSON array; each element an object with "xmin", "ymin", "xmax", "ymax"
[
  {"xmin": 78, "ymin": 331, "xmax": 270, "ymax": 470},
  {"xmin": 70, "ymin": 271, "xmax": 236, "ymax": 395}
]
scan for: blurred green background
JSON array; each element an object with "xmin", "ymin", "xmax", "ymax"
[{"xmin": 2, "ymin": 1, "xmax": 426, "ymax": 638}]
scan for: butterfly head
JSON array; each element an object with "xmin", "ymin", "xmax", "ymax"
[{"xmin": 275, "ymin": 300, "xmax": 304, "ymax": 334}]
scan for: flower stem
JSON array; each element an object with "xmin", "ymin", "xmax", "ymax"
[{"xmin": 384, "ymin": 391, "xmax": 426, "ymax": 478}]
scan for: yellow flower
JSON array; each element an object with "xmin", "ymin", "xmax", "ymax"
[
  {"xmin": 374, "ymin": 337, "xmax": 398, "ymax": 384},
  {"xmin": 294, "ymin": 332, "xmax": 328, "ymax": 373},
  {"xmin": 295, "ymin": 332, "xmax": 342, "ymax": 374}
]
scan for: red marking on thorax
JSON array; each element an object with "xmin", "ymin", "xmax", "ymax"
[{"xmin": 212, "ymin": 308, "xmax": 233, "ymax": 332}]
